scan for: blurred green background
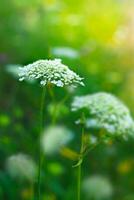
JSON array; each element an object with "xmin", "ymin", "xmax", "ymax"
[{"xmin": 1, "ymin": 0, "xmax": 134, "ymax": 199}]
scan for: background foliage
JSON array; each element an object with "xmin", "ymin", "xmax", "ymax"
[{"xmin": 1, "ymin": 0, "xmax": 134, "ymax": 199}]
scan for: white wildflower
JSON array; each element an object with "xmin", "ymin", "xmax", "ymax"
[
  {"xmin": 18, "ymin": 59, "xmax": 84, "ymax": 87},
  {"xmin": 41, "ymin": 125, "xmax": 73, "ymax": 155},
  {"xmin": 6, "ymin": 154, "xmax": 37, "ymax": 182},
  {"xmin": 72, "ymin": 92, "xmax": 134, "ymax": 139},
  {"xmin": 82, "ymin": 175, "xmax": 113, "ymax": 200}
]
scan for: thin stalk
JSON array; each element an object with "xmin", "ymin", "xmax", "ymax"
[
  {"xmin": 77, "ymin": 126, "xmax": 84, "ymax": 200},
  {"xmin": 48, "ymin": 85, "xmax": 69, "ymax": 125},
  {"xmin": 77, "ymin": 163, "xmax": 81, "ymax": 200},
  {"xmin": 48, "ymin": 84, "xmax": 56, "ymax": 124},
  {"xmin": 37, "ymin": 86, "xmax": 46, "ymax": 200},
  {"xmin": 30, "ymin": 182, "xmax": 34, "ymax": 200},
  {"xmin": 52, "ymin": 93, "xmax": 69, "ymax": 125}
]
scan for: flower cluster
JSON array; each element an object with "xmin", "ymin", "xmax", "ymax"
[
  {"xmin": 72, "ymin": 92, "xmax": 134, "ymax": 139},
  {"xmin": 41, "ymin": 125, "xmax": 73, "ymax": 155},
  {"xmin": 82, "ymin": 175, "xmax": 113, "ymax": 200},
  {"xmin": 19, "ymin": 59, "xmax": 84, "ymax": 87},
  {"xmin": 6, "ymin": 154, "xmax": 37, "ymax": 182}
]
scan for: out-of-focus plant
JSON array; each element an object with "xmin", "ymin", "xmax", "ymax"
[
  {"xmin": 41, "ymin": 125, "xmax": 73, "ymax": 156},
  {"xmin": 82, "ymin": 175, "xmax": 113, "ymax": 200},
  {"xmin": 6, "ymin": 153, "xmax": 37, "ymax": 182},
  {"xmin": 52, "ymin": 46, "xmax": 79, "ymax": 59},
  {"xmin": 72, "ymin": 92, "xmax": 134, "ymax": 139},
  {"xmin": 71, "ymin": 92, "xmax": 134, "ymax": 200}
]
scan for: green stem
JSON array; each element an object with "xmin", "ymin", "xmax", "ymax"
[
  {"xmin": 37, "ymin": 86, "xmax": 46, "ymax": 200},
  {"xmin": 48, "ymin": 85, "xmax": 69, "ymax": 125},
  {"xmin": 30, "ymin": 182, "xmax": 34, "ymax": 200},
  {"xmin": 77, "ymin": 126, "xmax": 84, "ymax": 200},
  {"xmin": 77, "ymin": 163, "xmax": 81, "ymax": 200},
  {"xmin": 47, "ymin": 84, "xmax": 56, "ymax": 124}
]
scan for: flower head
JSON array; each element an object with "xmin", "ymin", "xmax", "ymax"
[
  {"xmin": 19, "ymin": 59, "xmax": 84, "ymax": 87},
  {"xmin": 82, "ymin": 175, "xmax": 113, "ymax": 200},
  {"xmin": 72, "ymin": 92, "xmax": 134, "ymax": 139},
  {"xmin": 6, "ymin": 154, "xmax": 37, "ymax": 182},
  {"xmin": 41, "ymin": 125, "xmax": 73, "ymax": 155}
]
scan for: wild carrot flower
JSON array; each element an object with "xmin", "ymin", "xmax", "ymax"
[
  {"xmin": 41, "ymin": 125, "xmax": 73, "ymax": 155},
  {"xmin": 19, "ymin": 59, "xmax": 84, "ymax": 87},
  {"xmin": 6, "ymin": 154, "xmax": 37, "ymax": 182},
  {"xmin": 18, "ymin": 58, "xmax": 83, "ymax": 199},
  {"xmin": 71, "ymin": 92, "xmax": 134, "ymax": 139}
]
